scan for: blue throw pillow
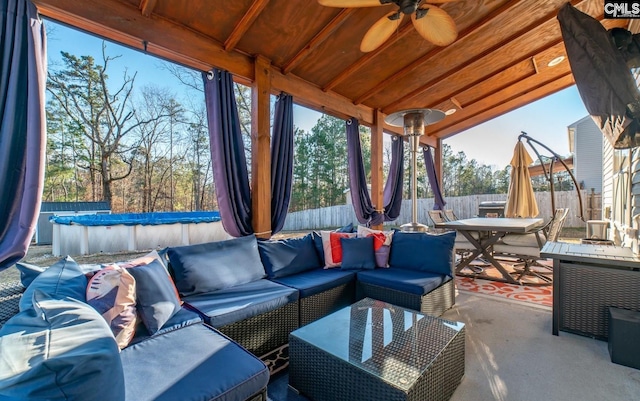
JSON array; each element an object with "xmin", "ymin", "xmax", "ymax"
[
  {"xmin": 15, "ymin": 262, "xmax": 47, "ymax": 287},
  {"xmin": 340, "ymin": 236, "xmax": 376, "ymax": 270},
  {"xmin": 19, "ymin": 256, "xmax": 87, "ymax": 312},
  {"xmin": 389, "ymin": 231, "xmax": 455, "ymax": 276},
  {"xmin": 0, "ymin": 291, "xmax": 125, "ymax": 401},
  {"xmin": 336, "ymin": 223, "xmax": 355, "ymax": 233},
  {"xmin": 127, "ymin": 259, "xmax": 182, "ymax": 334},
  {"xmin": 167, "ymin": 234, "xmax": 266, "ymax": 297},
  {"xmin": 311, "ymin": 231, "xmax": 326, "ymax": 266},
  {"xmin": 258, "ymin": 234, "xmax": 322, "ymax": 278},
  {"xmin": 157, "ymin": 247, "xmax": 171, "ymax": 269}
]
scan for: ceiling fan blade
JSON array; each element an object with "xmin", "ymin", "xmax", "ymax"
[
  {"xmin": 360, "ymin": 12, "xmax": 403, "ymax": 52},
  {"xmin": 318, "ymin": 0, "xmax": 387, "ymax": 7},
  {"xmin": 421, "ymin": 0, "xmax": 458, "ymax": 3},
  {"xmin": 411, "ymin": 5, "xmax": 457, "ymax": 46}
]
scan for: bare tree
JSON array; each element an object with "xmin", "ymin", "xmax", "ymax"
[
  {"xmin": 131, "ymin": 85, "xmax": 184, "ymax": 211},
  {"xmin": 47, "ymin": 43, "xmax": 172, "ymax": 205}
]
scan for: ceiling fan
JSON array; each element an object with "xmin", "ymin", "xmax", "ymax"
[{"xmin": 318, "ymin": 0, "xmax": 458, "ymax": 52}]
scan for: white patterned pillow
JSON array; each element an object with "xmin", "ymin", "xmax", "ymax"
[{"xmin": 86, "ymin": 265, "xmax": 137, "ymax": 349}]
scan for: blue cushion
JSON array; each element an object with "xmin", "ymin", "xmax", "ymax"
[
  {"xmin": 130, "ymin": 307, "xmax": 203, "ymax": 345},
  {"xmin": 121, "ymin": 323, "xmax": 269, "ymax": 401},
  {"xmin": 156, "ymin": 247, "xmax": 171, "ymax": 270},
  {"xmin": 0, "ymin": 291, "xmax": 124, "ymax": 401},
  {"xmin": 258, "ymin": 234, "xmax": 322, "ymax": 278},
  {"xmin": 336, "ymin": 223, "xmax": 355, "ymax": 233},
  {"xmin": 15, "ymin": 262, "xmax": 46, "ymax": 287},
  {"xmin": 167, "ymin": 234, "xmax": 266, "ymax": 297},
  {"xmin": 340, "ymin": 236, "xmax": 376, "ymax": 270},
  {"xmin": 271, "ymin": 268, "xmax": 356, "ymax": 298},
  {"xmin": 183, "ymin": 279, "xmax": 298, "ymax": 327},
  {"xmin": 311, "ymin": 231, "xmax": 325, "ymax": 265},
  {"xmin": 19, "ymin": 256, "xmax": 87, "ymax": 312},
  {"xmin": 357, "ymin": 268, "xmax": 449, "ymax": 295},
  {"xmin": 127, "ymin": 259, "xmax": 182, "ymax": 334},
  {"xmin": 389, "ymin": 231, "xmax": 455, "ymax": 276}
]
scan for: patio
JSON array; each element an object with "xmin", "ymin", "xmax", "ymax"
[
  {"xmin": 3, "ymin": 1, "xmax": 640, "ymax": 400},
  {"xmin": 1, "ymin": 245, "xmax": 638, "ymax": 400},
  {"xmin": 265, "ymin": 292, "xmax": 640, "ymax": 401}
]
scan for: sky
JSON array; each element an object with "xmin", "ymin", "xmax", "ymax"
[{"xmin": 46, "ymin": 19, "xmax": 589, "ymax": 170}]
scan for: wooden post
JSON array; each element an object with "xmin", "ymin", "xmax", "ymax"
[
  {"xmin": 434, "ymin": 137, "xmax": 444, "ymax": 197},
  {"xmin": 371, "ymin": 110, "xmax": 385, "ymax": 230},
  {"xmin": 251, "ymin": 55, "xmax": 272, "ymax": 238}
]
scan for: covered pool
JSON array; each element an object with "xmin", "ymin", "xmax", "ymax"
[{"xmin": 50, "ymin": 211, "xmax": 229, "ymax": 256}]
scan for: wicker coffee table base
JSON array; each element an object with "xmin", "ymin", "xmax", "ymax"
[{"xmin": 289, "ymin": 301, "xmax": 465, "ymax": 401}]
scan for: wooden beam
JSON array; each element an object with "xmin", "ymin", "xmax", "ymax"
[
  {"xmin": 33, "ymin": 0, "xmax": 397, "ymax": 135},
  {"xmin": 352, "ymin": 0, "xmax": 524, "ymax": 105},
  {"xmin": 322, "ymin": 22, "xmax": 415, "ymax": 92},
  {"xmin": 404, "ymin": 41, "xmax": 561, "ymax": 115},
  {"xmin": 385, "ymin": 0, "xmax": 605, "ymax": 114},
  {"xmin": 429, "ymin": 73, "xmax": 575, "ymax": 139},
  {"xmin": 270, "ymin": 71, "xmax": 404, "ymax": 136},
  {"xmin": 433, "ymin": 69, "xmax": 573, "ymax": 134},
  {"xmin": 529, "ymin": 156, "xmax": 573, "ymax": 177},
  {"xmin": 371, "ymin": 110, "xmax": 385, "ymax": 230},
  {"xmin": 251, "ymin": 55, "xmax": 272, "ymax": 239},
  {"xmin": 282, "ymin": 9, "xmax": 355, "ymax": 75},
  {"xmin": 139, "ymin": 0, "xmax": 157, "ymax": 17},
  {"xmin": 224, "ymin": 0, "xmax": 271, "ymax": 52},
  {"xmin": 450, "ymin": 97, "xmax": 462, "ymax": 110},
  {"xmin": 415, "ymin": 130, "xmax": 437, "ymax": 148},
  {"xmin": 532, "ymin": 56, "xmax": 539, "ymax": 74},
  {"xmin": 34, "ymin": 0, "xmax": 255, "ymax": 79},
  {"xmin": 381, "ymin": 4, "xmax": 579, "ymax": 113}
]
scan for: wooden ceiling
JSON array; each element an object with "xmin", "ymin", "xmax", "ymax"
[{"xmin": 32, "ymin": 0, "xmax": 630, "ymax": 144}]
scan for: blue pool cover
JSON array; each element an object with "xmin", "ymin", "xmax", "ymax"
[{"xmin": 50, "ymin": 211, "xmax": 221, "ymax": 226}]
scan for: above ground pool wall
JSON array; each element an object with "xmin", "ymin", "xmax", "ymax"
[{"xmin": 51, "ymin": 214, "xmax": 229, "ymax": 256}]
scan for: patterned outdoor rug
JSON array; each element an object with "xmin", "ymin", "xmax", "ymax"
[
  {"xmin": 455, "ymin": 276, "xmax": 552, "ymax": 308},
  {"xmin": 261, "ymin": 343, "xmax": 289, "ymax": 376}
]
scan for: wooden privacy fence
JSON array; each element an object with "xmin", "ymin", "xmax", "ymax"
[{"xmin": 281, "ymin": 190, "xmax": 599, "ymax": 231}]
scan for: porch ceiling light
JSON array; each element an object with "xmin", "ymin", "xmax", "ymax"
[
  {"xmin": 445, "ymin": 108, "xmax": 457, "ymax": 115},
  {"xmin": 385, "ymin": 108, "xmax": 445, "ymax": 232},
  {"xmin": 548, "ymin": 56, "xmax": 565, "ymax": 67}
]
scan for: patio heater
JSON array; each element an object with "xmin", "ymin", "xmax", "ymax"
[{"xmin": 386, "ymin": 108, "xmax": 445, "ymax": 232}]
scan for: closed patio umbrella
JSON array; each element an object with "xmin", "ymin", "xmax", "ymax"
[{"xmin": 505, "ymin": 141, "xmax": 539, "ymax": 218}]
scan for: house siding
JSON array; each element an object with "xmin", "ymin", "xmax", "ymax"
[
  {"xmin": 571, "ymin": 117, "xmax": 603, "ymax": 193},
  {"xmin": 602, "ymin": 133, "xmax": 614, "ymax": 218}
]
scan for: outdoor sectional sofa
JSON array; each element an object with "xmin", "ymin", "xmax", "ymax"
[{"xmin": 0, "ymin": 228, "xmax": 456, "ymax": 400}]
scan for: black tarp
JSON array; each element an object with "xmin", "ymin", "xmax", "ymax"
[{"xmin": 558, "ymin": 3, "xmax": 640, "ymax": 149}]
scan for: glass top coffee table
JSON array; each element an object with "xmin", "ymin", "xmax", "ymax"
[{"xmin": 289, "ymin": 298, "xmax": 465, "ymax": 401}]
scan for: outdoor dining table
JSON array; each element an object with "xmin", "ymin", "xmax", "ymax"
[{"xmin": 437, "ymin": 217, "xmax": 545, "ymax": 284}]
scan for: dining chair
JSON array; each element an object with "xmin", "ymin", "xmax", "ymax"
[
  {"xmin": 429, "ymin": 209, "xmax": 486, "ymax": 272},
  {"xmin": 428, "ymin": 210, "xmax": 447, "ymax": 226},
  {"xmin": 493, "ymin": 208, "xmax": 569, "ymax": 283},
  {"xmin": 443, "ymin": 209, "xmax": 458, "ymax": 221}
]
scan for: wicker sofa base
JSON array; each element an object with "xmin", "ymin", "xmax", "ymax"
[
  {"xmin": 357, "ymin": 279, "xmax": 455, "ymax": 316},
  {"xmin": 216, "ymin": 301, "xmax": 299, "ymax": 357},
  {"xmin": 299, "ymin": 281, "xmax": 355, "ymax": 326},
  {"xmin": 246, "ymin": 389, "xmax": 267, "ymax": 401},
  {"xmin": 0, "ymin": 281, "xmax": 24, "ymax": 329}
]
